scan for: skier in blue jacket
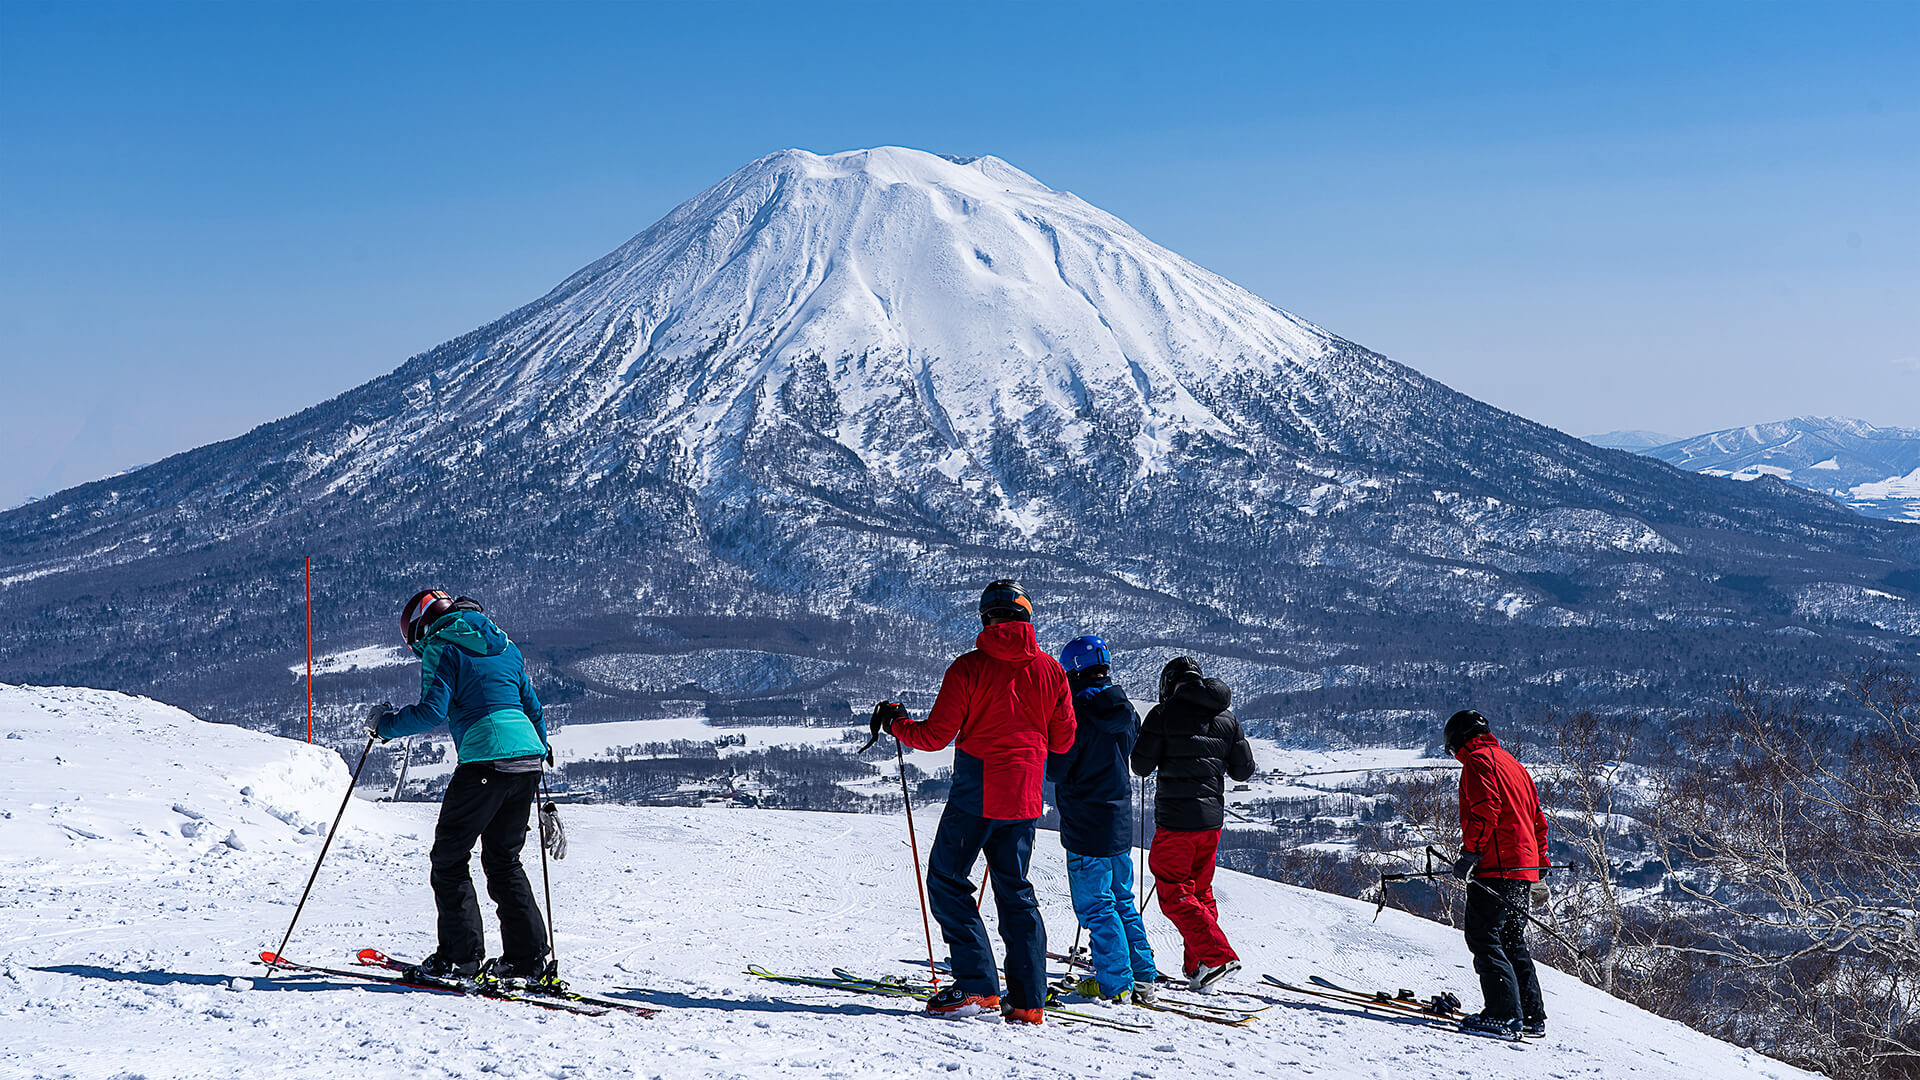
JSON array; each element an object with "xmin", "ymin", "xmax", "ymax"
[
  {"xmin": 369, "ymin": 590, "xmax": 551, "ymax": 981},
  {"xmin": 1045, "ymin": 635, "xmax": 1158, "ymax": 1005}
]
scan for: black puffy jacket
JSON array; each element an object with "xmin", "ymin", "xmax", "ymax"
[{"xmin": 1130, "ymin": 678, "xmax": 1256, "ymax": 832}]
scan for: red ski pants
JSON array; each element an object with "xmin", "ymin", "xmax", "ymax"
[{"xmin": 1147, "ymin": 827, "xmax": 1238, "ymax": 973}]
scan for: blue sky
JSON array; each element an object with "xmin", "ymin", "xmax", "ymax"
[{"xmin": 2, "ymin": 1, "xmax": 1915, "ymax": 507}]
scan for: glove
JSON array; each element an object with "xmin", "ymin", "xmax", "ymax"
[
  {"xmin": 870, "ymin": 700, "xmax": 908, "ymax": 739},
  {"xmin": 1450, "ymin": 851, "xmax": 1482, "ymax": 880},
  {"xmin": 1530, "ymin": 881, "xmax": 1550, "ymax": 908},
  {"xmin": 539, "ymin": 801, "xmax": 567, "ymax": 861},
  {"xmin": 545, "ymin": 746, "xmax": 555, "ymax": 767},
  {"xmin": 366, "ymin": 702, "xmax": 397, "ymax": 741}
]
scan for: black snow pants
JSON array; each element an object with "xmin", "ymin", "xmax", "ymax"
[
  {"xmin": 430, "ymin": 763, "xmax": 546, "ymax": 969},
  {"xmin": 1464, "ymin": 877, "xmax": 1545, "ymax": 1023}
]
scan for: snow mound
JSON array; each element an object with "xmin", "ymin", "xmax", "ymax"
[
  {"xmin": 0, "ymin": 685, "xmax": 1810, "ymax": 1080},
  {"xmin": 0, "ymin": 683, "xmax": 348, "ymax": 855}
]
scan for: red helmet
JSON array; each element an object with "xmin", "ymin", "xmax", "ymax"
[{"xmin": 401, "ymin": 589, "xmax": 454, "ymax": 646}]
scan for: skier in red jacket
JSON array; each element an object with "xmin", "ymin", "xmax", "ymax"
[
  {"xmin": 1446, "ymin": 709, "xmax": 1550, "ymax": 1040},
  {"xmin": 870, "ymin": 580, "xmax": 1076, "ymax": 1024}
]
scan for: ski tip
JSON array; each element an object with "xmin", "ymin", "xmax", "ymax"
[
  {"xmin": 260, "ymin": 951, "xmax": 290, "ymax": 968},
  {"xmin": 356, "ymin": 948, "xmax": 388, "ymax": 964}
]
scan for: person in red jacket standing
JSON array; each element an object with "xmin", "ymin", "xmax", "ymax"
[
  {"xmin": 1446, "ymin": 709, "xmax": 1551, "ymax": 1040},
  {"xmin": 869, "ymin": 580, "xmax": 1076, "ymax": 1024}
]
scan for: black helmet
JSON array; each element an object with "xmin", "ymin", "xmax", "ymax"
[
  {"xmin": 1158, "ymin": 656, "xmax": 1203, "ymax": 703},
  {"xmin": 401, "ymin": 588, "xmax": 454, "ymax": 646},
  {"xmin": 1443, "ymin": 709, "xmax": 1491, "ymax": 755},
  {"xmin": 978, "ymin": 579, "xmax": 1033, "ymax": 623}
]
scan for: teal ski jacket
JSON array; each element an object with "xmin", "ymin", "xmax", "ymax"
[{"xmin": 377, "ymin": 608, "xmax": 548, "ymax": 764}]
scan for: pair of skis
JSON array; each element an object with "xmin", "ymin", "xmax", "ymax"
[
  {"xmin": 1044, "ymin": 950, "xmax": 1263, "ymax": 1026},
  {"xmin": 1260, "ymin": 973, "xmax": 1524, "ymax": 1044},
  {"xmin": 258, "ymin": 949, "xmax": 657, "ymax": 1017},
  {"xmin": 745, "ymin": 965, "xmax": 1151, "ymax": 1031}
]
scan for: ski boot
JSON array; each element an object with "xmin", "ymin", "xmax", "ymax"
[
  {"xmin": 926, "ymin": 985, "xmax": 999, "ymax": 1018},
  {"xmin": 1189, "ymin": 959, "xmax": 1241, "ymax": 993},
  {"xmin": 1459, "ymin": 1012, "xmax": 1524, "ymax": 1041},
  {"xmin": 407, "ymin": 953, "xmax": 481, "ymax": 982},
  {"xmin": 1001, "ymin": 1004, "xmax": 1044, "ymax": 1025},
  {"xmin": 479, "ymin": 956, "xmax": 561, "ymax": 993}
]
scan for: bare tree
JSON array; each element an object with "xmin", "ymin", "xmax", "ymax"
[
  {"xmin": 1539, "ymin": 710, "xmax": 1641, "ymax": 994},
  {"xmin": 1645, "ymin": 661, "xmax": 1920, "ymax": 1078}
]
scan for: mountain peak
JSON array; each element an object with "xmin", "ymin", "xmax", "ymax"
[
  {"xmin": 468, "ymin": 144, "xmax": 1343, "ymax": 497},
  {"xmin": 745, "ymin": 146, "xmax": 1051, "ymax": 194}
]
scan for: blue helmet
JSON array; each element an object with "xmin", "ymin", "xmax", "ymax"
[{"xmin": 1060, "ymin": 635, "xmax": 1111, "ymax": 674}]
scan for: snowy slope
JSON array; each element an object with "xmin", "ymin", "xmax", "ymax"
[{"xmin": 1, "ymin": 685, "xmax": 1809, "ymax": 1080}]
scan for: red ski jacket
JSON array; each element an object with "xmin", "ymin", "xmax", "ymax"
[
  {"xmin": 1454, "ymin": 733, "xmax": 1550, "ymax": 881},
  {"xmin": 893, "ymin": 621, "xmax": 1075, "ymax": 821}
]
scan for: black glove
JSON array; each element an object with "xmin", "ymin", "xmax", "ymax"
[
  {"xmin": 545, "ymin": 746, "xmax": 555, "ymax": 767},
  {"xmin": 366, "ymin": 702, "xmax": 397, "ymax": 741},
  {"xmin": 1451, "ymin": 850, "xmax": 1482, "ymax": 881},
  {"xmin": 870, "ymin": 700, "xmax": 908, "ymax": 739}
]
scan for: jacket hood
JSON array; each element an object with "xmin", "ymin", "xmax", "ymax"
[
  {"xmin": 1453, "ymin": 732, "xmax": 1501, "ymax": 760},
  {"xmin": 1170, "ymin": 676, "xmax": 1232, "ymax": 713},
  {"xmin": 424, "ymin": 609, "xmax": 511, "ymax": 657},
  {"xmin": 1078, "ymin": 683, "xmax": 1137, "ymax": 734},
  {"xmin": 976, "ymin": 620, "xmax": 1042, "ymax": 663}
]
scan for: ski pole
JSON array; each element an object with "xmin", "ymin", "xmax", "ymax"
[
  {"xmin": 1416, "ymin": 848, "xmax": 1594, "ymax": 972},
  {"xmin": 975, "ymin": 867, "xmax": 989, "ymax": 912},
  {"xmin": 1463, "ymin": 876, "xmax": 1592, "ymax": 968},
  {"xmin": 537, "ymin": 770, "xmax": 558, "ymax": 979},
  {"xmin": 269, "ymin": 731, "xmax": 376, "ymax": 966},
  {"xmin": 389, "ymin": 736, "xmax": 414, "ymax": 802},
  {"xmin": 1383, "ymin": 864, "xmax": 1570, "ymax": 882},
  {"xmin": 894, "ymin": 739, "xmax": 940, "ymax": 987},
  {"xmin": 1137, "ymin": 775, "xmax": 1158, "ymax": 916}
]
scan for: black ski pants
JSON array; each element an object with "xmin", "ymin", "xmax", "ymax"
[
  {"xmin": 1464, "ymin": 877, "xmax": 1545, "ymax": 1023},
  {"xmin": 925, "ymin": 804, "xmax": 1047, "ymax": 1010},
  {"xmin": 430, "ymin": 764, "xmax": 546, "ymax": 969}
]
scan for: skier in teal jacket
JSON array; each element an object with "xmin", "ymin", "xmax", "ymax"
[{"xmin": 371, "ymin": 591, "xmax": 552, "ymax": 981}]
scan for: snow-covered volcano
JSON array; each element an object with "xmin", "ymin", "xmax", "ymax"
[
  {"xmin": 1, "ymin": 148, "xmax": 1915, "ymax": 738},
  {"xmin": 481, "ymin": 148, "xmax": 1331, "ymax": 488},
  {"xmin": 0, "ymin": 683, "xmax": 1815, "ymax": 1080},
  {"xmin": 288, "ymin": 148, "xmax": 1455, "ymax": 524}
]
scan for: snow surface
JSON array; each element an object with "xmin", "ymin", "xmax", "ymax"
[
  {"xmin": 1, "ymin": 684, "xmax": 1811, "ymax": 1080},
  {"xmin": 1852, "ymin": 465, "xmax": 1920, "ymax": 500},
  {"xmin": 287, "ymin": 645, "xmax": 414, "ymax": 682},
  {"xmin": 548, "ymin": 716, "xmax": 852, "ymax": 761}
]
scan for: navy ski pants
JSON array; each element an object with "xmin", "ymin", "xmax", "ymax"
[{"xmin": 925, "ymin": 804, "xmax": 1046, "ymax": 1010}]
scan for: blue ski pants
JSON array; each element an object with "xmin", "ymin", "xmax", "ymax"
[
  {"xmin": 1066, "ymin": 852, "xmax": 1156, "ymax": 997},
  {"xmin": 925, "ymin": 804, "xmax": 1046, "ymax": 1010}
]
